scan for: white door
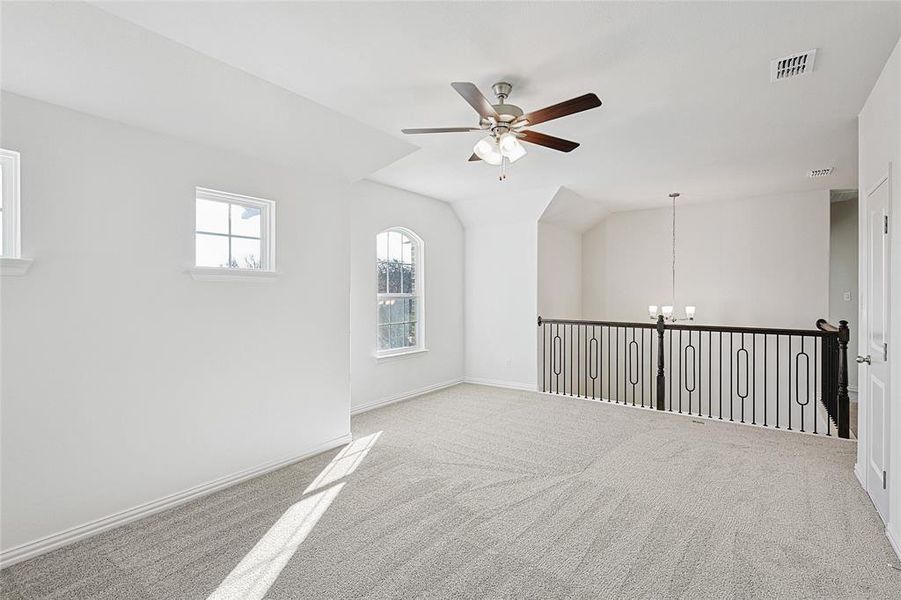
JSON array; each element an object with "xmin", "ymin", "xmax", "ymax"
[{"xmin": 864, "ymin": 174, "xmax": 891, "ymax": 520}]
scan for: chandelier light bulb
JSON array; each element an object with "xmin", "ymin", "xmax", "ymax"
[
  {"xmin": 473, "ymin": 136, "xmax": 503, "ymax": 165},
  {"xmin": 498, "ymin": 133, "xmax": 527, "ymax": 163}
]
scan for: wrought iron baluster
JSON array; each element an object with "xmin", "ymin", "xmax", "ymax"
[
  {"xmin": 738, "ymin": 333, "xmax": 747, "ymax": 424},
  {"xmin": 813, "ymin": 337, "xmax": 818, "ymax": 434},
  {"xmin": 788, "ymin": 335, "xmax": 792, "ymax": 431},
  {"xmin": 708, "ymin": 331, "xmax": 713, "ymax": 418},
  {"xmin": 729, "ymin": 333, "xmax": 734, "ymax": 422},
  {"xmin": 796, "ymin": 336, "xmax": 811, "ymax": 433},
  {"xmin": 752, "ymin": 334, "xmax": 756, "ymax": 425},
  {"xmin": 776, "ymin": 334, "xmax": 780, "ymax": 429},
  {"xmin": 683, "ymin": 330, "xmax": 695, "ymax": 415},
  {"xmin": 678, "ymin": 329, "xmax": 683, "ymax": 414},
  {"xmin": 763, "ymin": 334, "xmax": 768, "ymax": 427},
  {"xmin": 719, "ymin": 332, "xmax": 723, "ymax": 420},
  {"xmin": 615, "ymin": 327, "xmax": 620, "ymax": 404}
]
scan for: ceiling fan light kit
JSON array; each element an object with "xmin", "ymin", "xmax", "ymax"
[{"xmin": 401, "ymin": 81, "xmax": 602, "ymax": 181}]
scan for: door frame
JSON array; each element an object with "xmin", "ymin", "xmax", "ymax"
[{"xmin": 857, "ymin": 164, "xmax": 892, "ymax": 523}]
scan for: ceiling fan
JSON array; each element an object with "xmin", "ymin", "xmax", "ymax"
[{"xmin": 401, "ymin": 81, "xmax": 602, "ymax": 180}]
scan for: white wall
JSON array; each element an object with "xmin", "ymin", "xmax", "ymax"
[
  {"xmin": 581, "ymin": 190, "xmax": 831, "ymax": 329},
  {"xmin": 463, "ymin": 222, "xmax": 538, "ymax": 390},
  {"xmin": 829, "ymin": 198, "xmax": 859, "ymax": 389},
  {"xmin": 349, "ymin": 180, "xmax": 464, "ymax": 412},
  {"xmin": 537, "ymin": 222, "xmax": 582, "ymax": 319},
  {"xmin": 857, "ymin": 37, "xmax": 901, "ymax": 556},
  {"xmin": 0, "ymin": 93, "xmax": 352, "ymax": 554},
  {"xmin": 456, "ymin": 188, "xmax": 554, "ymax": 391},
  {"xmin": 581, "ymin": 222, "xmax": 608, "ymax": 319}
]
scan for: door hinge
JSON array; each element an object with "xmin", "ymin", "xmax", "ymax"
[
  {"xmin": 886, "ymin": 215, "xmax": 889, "ymax": 235},
  {"xmin": 885, "ymin": 342, "xmax": 889, "ymax": 361},
  {"xmin": 884, "ymin": 470, "xmax": 887, "ymax": 490}
]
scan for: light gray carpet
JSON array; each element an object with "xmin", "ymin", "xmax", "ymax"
[{"xmin": 2, "ymin": 383, "xmax": 899, "ymax": 599}]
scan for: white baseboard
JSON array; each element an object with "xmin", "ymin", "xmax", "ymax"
[
  {"xmin": 854, "ymin": 463, "xmax": 866, "ymax": 489},
  {"xmin": 350, "ymin": 378, "xmax": 463, "ymax": 415},
  {"xmin": 463, "ymin": 377, "xmax": 537, "ymax": 392},
  {"xmin": 0, "ymin": 433, "xmax": 352, "ymax": 569},
  {"xmin": 887, "ymin": 523, "xmax": 901, "ymax": 562}
]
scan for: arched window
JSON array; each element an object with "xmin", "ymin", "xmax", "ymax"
[{"xmin": 377, "ymin": 228, "xmax": 423, "ymax": 355}]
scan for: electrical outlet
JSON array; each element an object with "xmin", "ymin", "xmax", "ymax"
[{"xmin": 843, "ymin": 291, "xmax": 852, "ymax": 302}]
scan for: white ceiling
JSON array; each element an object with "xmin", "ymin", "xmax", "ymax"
[
  {"xmin": 1, "ymin": 2, "xmax": 415, "ymax": 182},
  {"xmin": 94, "ymin": 1, "xmax": 900, "ymax": 210},
  {"xmin": 7, "ymin": 2, "xmax": 901, "ymax": 212}
]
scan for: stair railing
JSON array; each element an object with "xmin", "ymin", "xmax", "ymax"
[{"xmin": 537, "ymin": 316, "xmax": 851, "ymax": 438}]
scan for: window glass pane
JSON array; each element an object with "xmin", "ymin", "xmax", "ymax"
[
  {"xmin": 389, "ymin": 298, "xmax": 404, "ymax": 324},
  {"xmin": 402, "ymin": 264, "xmax": 414, "ymax": 294},
  {"xmin": 231, "ymin": 237, "xmax": 262, "ymax": 269},
  {"xmin": 405, "ymin": 322, "xmax": 417, "ymax": 347},
  {"xmin": 378, "ymin": 325, "xmax": 390, "ymax": 350},
  {"xmin": 388, "ymin": 261, "xmax": 402, "ymax": 293},
  {"xmin": 390, "ymin": 324, "xmax": 404, "ymax": 348},
  {"xmin": 402, "ymin": 238, "xmax": 412, "ymax": 263},
  {"xmin": 196, "ymin": 198, "xmax": 229, "ymax": 234},
  {"xmin": 377, "ymin": 232, "xmax": 388, "ymax": 261},
  {"xmin": 377, "ymin": 261, "xmax": 387, "ymax": 293},
  {"xmin": 378, "ymin": 299, "xmax": 390, "ymax": 325},
  {"xmin": 406, "ymin": 298, "xmax": 417, "ymax": 323},
  {"xmin": 196, "ymin": 233, "xmax": 229, "ymax": 267},
  {"xmin": 230, "ymin": 204, "xmax": 261, "ymax": 238},
  {"xmin": 388, "ymin": 231, "xmax": 404, "ymax": 262}
]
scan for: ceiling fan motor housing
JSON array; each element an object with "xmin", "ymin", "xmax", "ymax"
[{"xmin": 480, "ymin": 82, "xmax": 524, "ymax": 133}]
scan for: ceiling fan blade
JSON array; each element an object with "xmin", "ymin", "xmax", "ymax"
[
  {"xmin": 468, "ymin": 153, "xmax": 481, "ymax": 162},
  {"xmin": 519, "ymin": 93, "xmax": 602, "ymax": 127},
  {"xmin": 451, "ymin": 82, "xmax": 499, "ymax": 120},
  {"xmin": 401, "ymin": 127, "xmax": 481, "ymax": 134},
  {"xmin": 519, "ymin": 130, "xmax": 580, "ymax": 152}
]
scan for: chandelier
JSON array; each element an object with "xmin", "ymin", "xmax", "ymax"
[{"xmin": 649, "ymin": 192, "xmax": 695, "ymax": 322}]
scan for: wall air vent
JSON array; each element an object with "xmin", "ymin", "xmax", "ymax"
[
  {"xmin": 771, "ymin": 49, "xmax": 817, "ymax": 82},
  {"xmin": 808, "ymin": 167, "xmax": 834, "ymax": 178}
]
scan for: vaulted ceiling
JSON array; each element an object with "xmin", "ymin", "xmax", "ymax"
[{"xmin": 4, "ymin": 1, "xmax": 901, "ymax": 212}]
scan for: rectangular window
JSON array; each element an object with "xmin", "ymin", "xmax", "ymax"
[
  {"xmin": 0, "ymin": 149, "xmax": 21, "ymax": 258},
  {"xmin": 195, "ymin": 187, "xmax": 275, "ymax": 271},
  {"xmin": 377, "ymin": 229, "xmax": 422, "ymax": 356}
]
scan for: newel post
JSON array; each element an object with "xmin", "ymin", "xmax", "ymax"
[
  {"xmin": 656, "ymin": 315, "xmax": 666, "ymax": 410},
  {"xmin": 837, "ymin": 320, "xmax": 851, "ymax": 439}
]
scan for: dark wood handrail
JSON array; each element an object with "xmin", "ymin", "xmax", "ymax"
[
  {"xmin": 816, "ymin": 318, "xmax": 839, "ymax": 333},
  {"xmin": 539, "ymin": 316, "xmax": 840, "ymax": 337}
]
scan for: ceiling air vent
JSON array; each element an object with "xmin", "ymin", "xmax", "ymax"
[
  {"xmin": 771, "ymin": 49, "xmax": 817, "ymax": 82},
  {"xmin": 809, "ymin": 167, "xmax": 834, "ymax": 178}
]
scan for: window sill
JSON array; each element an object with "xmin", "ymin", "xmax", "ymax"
[
  {"xmin": 188, "ymin": 267, "xmax": 279, "ymax": 282},
  {"xmin": 1, "ymin": 257, "xmax": 34, "ymax": 277},
  {"xmin": 376, "ymin": 348, "xmax": 429, "ymax": 361}
]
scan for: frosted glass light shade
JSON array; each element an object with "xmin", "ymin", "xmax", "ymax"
[
  {"xmin": 473, "ymin": 136, "xmax": 503, "ymax": 165},
  {"xmin": 685, "ymin": 305, "xmax": 696, "ymax": 319},
  {"xmin": 662, "ymin": 305, "xmax": 673, "ymax": 318},
  {"xmin": 499, "ymin": 133, "xmax": 527, "ymax": 163},
  {"xmin": 648, "ymin": 305, "xmax": 658, "ymax": 318}
]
